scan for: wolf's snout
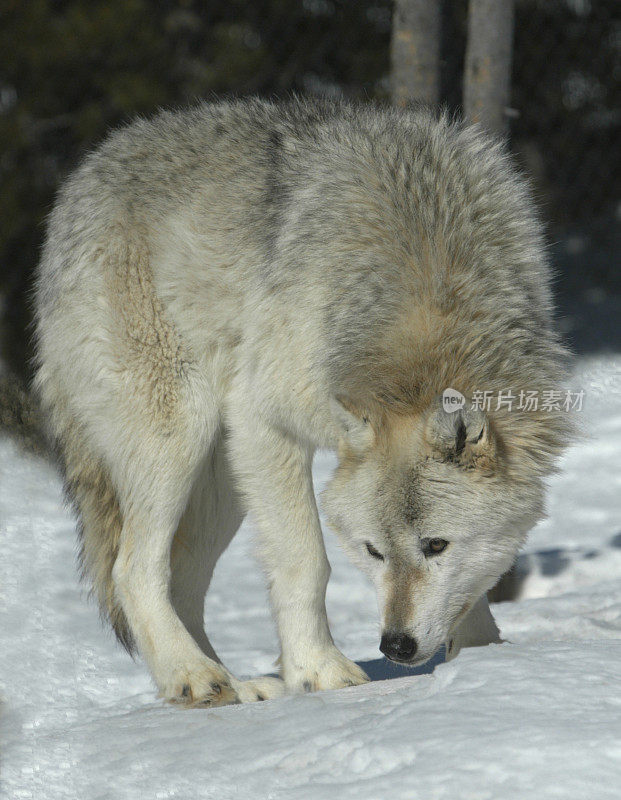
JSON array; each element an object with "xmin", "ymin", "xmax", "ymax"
[{"xmin": 379, "ymin": 631, "xmax": 417, "ymax": 663}]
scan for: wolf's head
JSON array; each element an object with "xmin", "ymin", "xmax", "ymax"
[{"xmin": 322, "ymin": 396, "xmax": 547, "ymax": 665}]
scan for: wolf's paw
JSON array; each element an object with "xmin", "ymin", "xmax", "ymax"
[
  {"xmin": 231, "ymin": 676, "xmax": 286, "ymax": 703},
  {"xmin": 163, "ymin": 662, "xmax": 240, "ymax": 708},
  {"xmin": 284, "ymin": 647, "xmax": 370, "ymax": 694}
]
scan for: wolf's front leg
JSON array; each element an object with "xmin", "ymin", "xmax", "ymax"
[
  {"xmin": 445, "ymin": 595, "xmax": 502, "ymax": 661},
  {"xmin": 228, "ymin": 414, "xmax": 369, "ymax": 694}
]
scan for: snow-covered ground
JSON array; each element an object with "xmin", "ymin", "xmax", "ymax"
[{"xmin": 1, "ymin": 357, "xmax": 620, "ymax": 800}]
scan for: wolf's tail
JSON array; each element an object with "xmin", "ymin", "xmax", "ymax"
[
  {"xmin": 1, "ymin": 371, "xmax": 135, "ymax": 651},
  {"xmin": 53, "ymin": 412, "xmax": 136, "ymax": 653},
  {"xmin": 0, "ymin": 372, "xmax": 49, "ymax": 456}
]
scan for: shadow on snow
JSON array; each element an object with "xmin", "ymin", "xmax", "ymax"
[{"xmin": 358, "ymin": 647, "xmax": 446, "ymax": 682}]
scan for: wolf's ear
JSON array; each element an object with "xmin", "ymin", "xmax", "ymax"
[
  {"xmin": 331, "ymin": 395, "xmax": 374, "ymax": 451},
  {"xmin": 426, "ymin": 402, "xmax": 497, "ymax": 473}
]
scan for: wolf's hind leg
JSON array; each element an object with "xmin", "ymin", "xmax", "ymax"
[
  {"xmin": 169, "ymin": 434, "xmax": 242, "ymax": 661},
  {"xmin": 169, "ymin": 432, "xmax": 285, "ymax": 703},
  {"xmin": 169, "ymin": 435, "xmax": 285, "ymax": 702},
  {"xmin": 108, "ymin": 411, "xmax": 246, "ymax": 708},
  {"xmin": 445, "ymin": 595, "xmax": 502, "ymax": 661}
]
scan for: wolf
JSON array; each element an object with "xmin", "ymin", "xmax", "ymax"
[{"xmin": 33, "ymin": 97, "xmax": 571, "ymax": 707}]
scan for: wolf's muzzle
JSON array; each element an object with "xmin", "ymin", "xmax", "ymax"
[{"xmin": 379, "ymin": 631, "xmax": 417, "ymax": 663}]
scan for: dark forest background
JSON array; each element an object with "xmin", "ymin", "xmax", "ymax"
[{"xmin": 1, "ymin": 0, "xmax": 619, "ymax": 378}]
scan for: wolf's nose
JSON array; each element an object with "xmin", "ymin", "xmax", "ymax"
[{"xmin": 379, "ymin": 632, "xmax": 417, "ymax": 662}]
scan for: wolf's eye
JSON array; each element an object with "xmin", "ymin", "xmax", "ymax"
[
  {"xmin": 422, "ymin": 538, "xmax": 448, "ymax": 556},
  {"xmin": 365, "ymin": 542, "xmax": 384, "ymax": 561}
]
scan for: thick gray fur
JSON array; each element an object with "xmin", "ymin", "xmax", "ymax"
[{"xmin": 32, "ymin": 97, "xmax": 572, "ymax": 706}]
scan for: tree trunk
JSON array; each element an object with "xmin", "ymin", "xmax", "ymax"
[
  {"xmin": 390, "ymin": 0, "xmax": 441, "ymax": 107},
  {"xmin": 463, "ymin": 0, "xmax": 515, "ymax": 134}
]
